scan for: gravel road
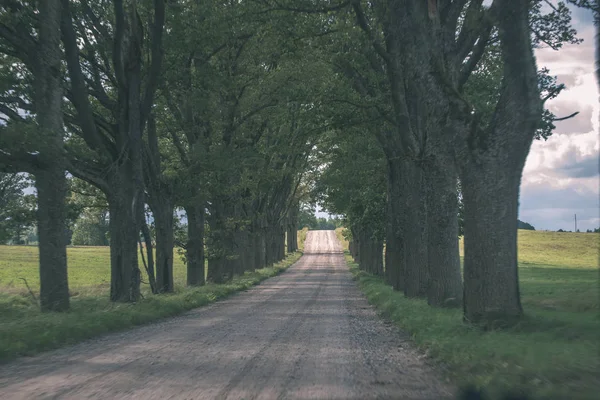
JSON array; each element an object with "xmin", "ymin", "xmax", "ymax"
[{"xmin": 0, "ymin": 230, "xmax": 453, "ymax": 400}]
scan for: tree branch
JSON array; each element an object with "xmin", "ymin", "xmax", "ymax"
[
  {"xmin": 60, "ymin": 0, "xmax": 109, "ymax": 156},
  {"xmin": 458, "ymin": 23, "xmax": 493, "ymax": 89},
  {"xmin": 0, "ymin": 148, "xmax": 38, "ymax": 173},
  {"xmin": 351, "ymin": 1, "xmax": 390, "ymax": 65},
  {"xmin": 455, "ymin": 0, "xmax": 485, "ymax": 63},
  {"xmin": 141, "ymin": 0, "xmax": 166, "ymax": 130},
  {"xmin": 65, "ymin": 154, "xmax": 110, "ymax": 194},
  {"xmin": 552, "ymin": 111, "xmax": 579, "ymax": 121},
  {"xmin": 0, "ymin": 104, "xmax": 28, "ymax": 123},
  {"xmin": 112, "ymin": 0, "xmax": 127, "ymax": 91}
]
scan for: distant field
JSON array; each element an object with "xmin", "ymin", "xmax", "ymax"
[
  {"xmin": 0, "ymin": 246, "xmax": 188, "ymax": 296},
  {"xmin": 337, "ymin": 228, "xmax": 600, "ymax": 399},
  {"xmin": 460, "ymin": 229, "xmax": 598, "ymax": 269}
]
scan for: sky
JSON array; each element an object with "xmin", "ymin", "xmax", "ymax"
[{"xmin": 521, "ymin": 4, "xmax": 598, "ymax": 231}]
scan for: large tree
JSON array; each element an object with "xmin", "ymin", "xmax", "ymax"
[
  {"xmin": 60, "ymin": 0, "xmax": 166, "ymax": 302},
  {"xmin": 0, "ymin": 0, "xmax": 70, "ymax": 311}
]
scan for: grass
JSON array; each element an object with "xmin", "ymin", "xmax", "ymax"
[
  {"xmin": 337, "ymin": 227, "xmax": 600, "ymax": 400},
  {"xmin": 0, "ymin": 229, "xmax": 308, "ymax": 362}
]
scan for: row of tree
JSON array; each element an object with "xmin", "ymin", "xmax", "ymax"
[
  {"xmin": 0, "ymin": 1, "xmax": 596, "ymax": 328},
  {"xmin": 310, "ymin": 0, "xmax": 596, "ymax": 327},
  {"xmin": 0, "ymin": 0, "xmax": 334, "ymax": 311}
]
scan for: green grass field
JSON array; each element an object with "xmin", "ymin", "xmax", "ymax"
[
  {"xmin": 0, "ymin": 228, "xmax": 308, "ymax": 362},
  {"xmin": 337, "ymin": 228, "xmax": 599, "ymax": 399}
]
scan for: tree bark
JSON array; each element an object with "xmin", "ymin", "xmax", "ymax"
[
  {"xmin": 36, "ymin": 170, "xmax": 69, "ymax": 312},
  {"xmin": 385, "ymin": 159, "xmax": 403, "ymax": 290},
  {"xmin": 36, "ymin": 0, "xmax": 70, "ymax": 312},
  {"xmin": 245, "ymin": 229, "xmax": 257, "ymax": 272},
  {"xmin": 151, "ymin": 198, "xmax": 174, "ymax": 293},
  {"xmin": 373, "ymin": 238, "xmax": 384, "ymax": 276},
  {"xmin": 460, "ymin": 166, "xmax": 523, "ymax": 325},
  {"xmin": 286, "ymin": 206, "xmax": 298, "ymax": 253},
  {"xmin": 185, "ymin": 204, "xmax": 205, "ymax": 286},
  {"xmin": 265, "ymin": 226, "xmax": 276, "ymax": 266},
  {"xmin": 108, "ymin": 185, "xmax": 141, "ymax": 302},
  {"xmin": 232, "ymin": 229, "xmax": 247, "ymax": 275},
  {"xmin": 286, "ymin": 223, "xmax": 297, "ymax": 253},
  {"xmin": 423, "ymin": 157, "xmax": 463, "ymax": 308},
  {"xmin": 399, "ymin": 159, "xmax": 428, "ymax": 298},
  {"xmin": 140, "ymin": 214, "xmax": 157, "ymax": 293},
  {"xmin": 254, "ymin": 223, "xmax": 267, "ymax": 270},
  {"xmin": 357, "ymin": 231, "xmax": 366, "ymax": 270},
  {"xmin": 277, "ymin": 225, "xmax": 286, "ymax": 261}
]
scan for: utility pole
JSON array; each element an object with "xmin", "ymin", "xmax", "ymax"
[{"xmin": 575, "ymin": 213, "xmax": 577, "ymax": 232}]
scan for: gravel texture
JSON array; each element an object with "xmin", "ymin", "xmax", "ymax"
[{"xmin": 0, "ymin": 230, "xmax": 453, "ymax": 399}]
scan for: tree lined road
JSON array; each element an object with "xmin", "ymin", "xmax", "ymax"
[{"xmin": 0, "ymin": 231, "xmax": 452, "ymax": 399}]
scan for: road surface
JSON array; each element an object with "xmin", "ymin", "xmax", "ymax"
[{"xmin": 0, "ymin": 230, "xmax": 452, "ymax": 399}]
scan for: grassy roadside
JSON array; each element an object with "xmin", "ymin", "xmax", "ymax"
[
  {"xmin": 0, "ymin": 229, "xmax": 308, "ymax": 363},
  {"xmin": 336, "ymin": 228, "xmax": 600, "ymax": 400}
]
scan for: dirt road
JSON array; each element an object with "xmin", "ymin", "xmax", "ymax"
[{"xmin": 0, "ymin": 230, "xmax": 452, "ymax": 399}]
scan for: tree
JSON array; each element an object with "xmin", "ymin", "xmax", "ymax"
[
  {"xmin": 60, "ymin": 0, "xmax": 166, "ymax": 302},
  {"xmin": 0, "ymin": 0, "xmax": 70, "ymax": 311},
  {"xmin": 517, "ymin": 220, "xmax": 535, "ymax": 231}
]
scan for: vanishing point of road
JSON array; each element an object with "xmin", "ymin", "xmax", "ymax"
[{"xmin": 0, "ymin": 231, "xmax": 452, "ymax": 399}]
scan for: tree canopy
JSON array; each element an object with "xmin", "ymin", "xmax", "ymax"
[{"xmin": 0, "ymin": 0, "xmax": 589, "ymax": 325}]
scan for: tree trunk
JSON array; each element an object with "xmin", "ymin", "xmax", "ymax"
[
  {"xmin": 386, "ymin": 159, "xmax": 404, "ymax": 291},
  {"xmin": 424, "ymin": 158, "xmax": 463, "ymax": 308},
  {"xmin": 286, "ymin": 223, "xmax": 297, "ymax": 253},
  {"xmin": 373, "ymin": 238, "xmax": 384, "ymax": 276},
  {"xmin": 460, "ymin": 165, "xmax": 523, "ymax": 326},
  {"xmin": 152, "ymin": 198, "xmax": 174, "ymax": 293},
  {"xmin": 140, "ymin": 215, "xmax": 157, "ymax": 293},
  {"xmin": 398, "ymin": 160, "xmax": 428, "ymax": 298},
  {"xmin": 185, "ymin": 204, "xmax": 205, "ymax": 286},
  {"xmin": 245, "ymin": 229, "xmax": 257, "ymax": 272},
  {"xmin": 208, "ymin": 256, "xmax": 225, "ymax": 284},
  {"xmin": 232, "ymin": 229, "xmax": 247, "ymax": 275},
  {"xmin": 350, "ymin": 228, "xmax": 360, "ymax": 262},
  {"xmin": 108, "ymin": 185, "xmax": 141, "ymax": 302},
  {"xmin": 35, "ymin": 0, "xmax": 69, "ymax": 312},
  {"xmin": 357, "ymin": 231, "xmax": 365, "ymax": 270},
  {"xmin": 265, "ymin": 226, "xmax": 277, "ymax": 266},
  {"xmin": 36, "ymin": 170, "xmax": 69, "ymax": 312},
  {"xmin": 287, "ymin": 205, "xmax": 298, "ymax": 253},
  {"xmin": 277, "ymin": 225, "xmax": 286, "ymax": 261},
  {"xmin": 452, "ymin": 0, "xmax": 541, "ymax": 326},
  {"xmin": 207, "ymin": 202, "xmax": 226, "ymax": 283},
  {"xmin": 254, "ymin": 225, "xmax": 267, "ymax": 270}
]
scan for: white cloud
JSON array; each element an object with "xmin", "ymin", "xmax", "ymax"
[{"xmin": 520, "ymin": 15, "xmax": 599, "ymax": 231}]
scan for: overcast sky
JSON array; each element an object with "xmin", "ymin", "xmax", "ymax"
[{"xmin": 521, "ymin": 4, "xmax": 598, "ymax": 231}]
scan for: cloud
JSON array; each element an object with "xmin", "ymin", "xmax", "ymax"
[
  {"xmin": 555, "ymin": 73, "xmax": 579, "ymax": 87},
  {"xmin": 554, "ymin": 146, "xmax": 599, "ymax": 178},
  {"xmin": 519, "ymin": 182, "xmax": 599, "ymax": 231},
  {"xmin": 520, "ymin": 15, "xmax": 599, "ymax": 232},
  {"xmin": 549, "ymin": 102, "xmax": 593, "ymax": 135}
]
